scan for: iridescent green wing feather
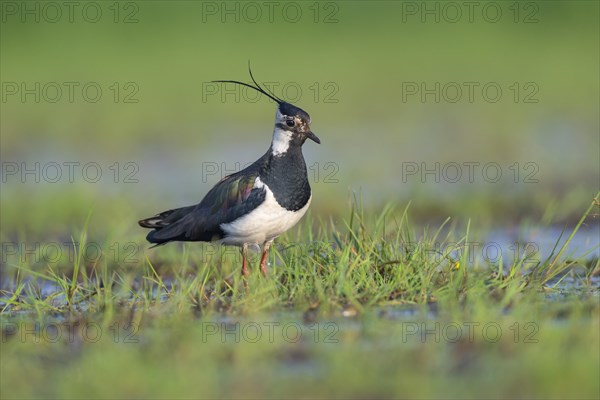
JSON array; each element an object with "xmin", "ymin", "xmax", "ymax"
[{"xmin": 201, "ymin": 173, "xmax": 260, "ymax": 216}]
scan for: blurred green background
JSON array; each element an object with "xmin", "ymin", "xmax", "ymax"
[
  {"xmin": 1, "ymin": 0, "xmax": 599, "ymax": 233},
  {"xmin": 1, "ymin": 3, "xmax": 599, "ymax": 399}
]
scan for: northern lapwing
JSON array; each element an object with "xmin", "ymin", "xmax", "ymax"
[{"xmin": 139, "ymin": 68, "xmax": 320, "ymax": 277}]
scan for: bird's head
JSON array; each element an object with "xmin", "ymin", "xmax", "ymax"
[
  {"xmin": 213, "ymin": 65, "xmax": 320, "ymax": 156},
  {"xmin": 274, "ymin": 101, "xmax": 320, "ymax": 146}
]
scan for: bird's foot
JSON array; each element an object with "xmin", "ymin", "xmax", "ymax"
[
  {"xmin": 259, "ymin": 240, "xmax": 273, "ymax": 277},
  {"xmin": 259, "ymin": 248, "xmax": 270, "ymax": 277},
  {"xmin": 242, "ymin": 260, "xmax": 250, "ymax": 277},
  {"xmin": 241, "ymin": 245, "xmax": 250, "ymax": 277},
  {"xmin": 260, "ymin": 259, "xmax": 268, "ymax": 277}
]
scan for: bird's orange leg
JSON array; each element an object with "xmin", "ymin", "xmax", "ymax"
[
  {"xmin": 260, "ymin": 240, "xmax": 273, "ymax": 277},
  {"xmin": 241, "ymin": 243, "xmax": 250, "ymax": 277}
]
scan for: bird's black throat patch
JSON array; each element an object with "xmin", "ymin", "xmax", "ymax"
[{"xmin": 259, "ymin": 147, "xmax": 311, "ymax": 212}]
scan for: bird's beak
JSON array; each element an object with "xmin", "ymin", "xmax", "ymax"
[{"xmin": 306, "ymin": 130, "xmax": 321, "ymax": 144}]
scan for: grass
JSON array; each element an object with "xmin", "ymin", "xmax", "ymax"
[
  {"xmin": 1, "ymin": 194, "xmax": 598, "ymax": 399},
  {"xmin": 3, "ymin": 194, "xmax": 597, "ymax": 313}
]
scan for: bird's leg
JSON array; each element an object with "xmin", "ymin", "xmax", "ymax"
[
  {"xmin": 241, "ymin": 243, "xmax": 250, "ymax": 277},
  {"xmin": 260, "ymin": 240, "xmax": 273, "ymax": 277}
]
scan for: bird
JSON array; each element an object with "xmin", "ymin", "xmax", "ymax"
[{"xmin": 138, "ymin": 67, "xmax": 320, "ymax": 277}]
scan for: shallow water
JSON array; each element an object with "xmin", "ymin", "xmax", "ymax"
[
  {"xmin": 422, "ymin": 226, "xmax": 600, "ymax": 267},
  {"xmin": 485, "ymin": 225, "xmax": 598, "ymax": 259}
]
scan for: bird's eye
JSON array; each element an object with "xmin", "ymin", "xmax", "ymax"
[{"xmin": 286, "ymin": 119, "xmax": 295, "ymax": 127}]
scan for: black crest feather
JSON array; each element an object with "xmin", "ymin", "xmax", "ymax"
[{"xmin": 212, "ymin": 62, "xmax": 283, "ymax": 104}]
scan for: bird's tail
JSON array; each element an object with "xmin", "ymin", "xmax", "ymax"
[{"xmin": 138, "ymin": 206, "xmax": 196, "ymax": 246}]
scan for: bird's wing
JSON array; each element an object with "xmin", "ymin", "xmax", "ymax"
[
  {"xmin": 188, "ymin": 170, "xmax": 268, "ymax": 239},
  {"xmin": 146, "ymin": 169, "xmax": 267, "ymax": 243},
  {"xmin": 199, "ymin": 172, "xmax": 262, "ymax": 216}
]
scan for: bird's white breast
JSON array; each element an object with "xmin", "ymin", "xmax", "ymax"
[{"xmin": 219, "ymin": 179, "xmax": 311, "ymax": 246}]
